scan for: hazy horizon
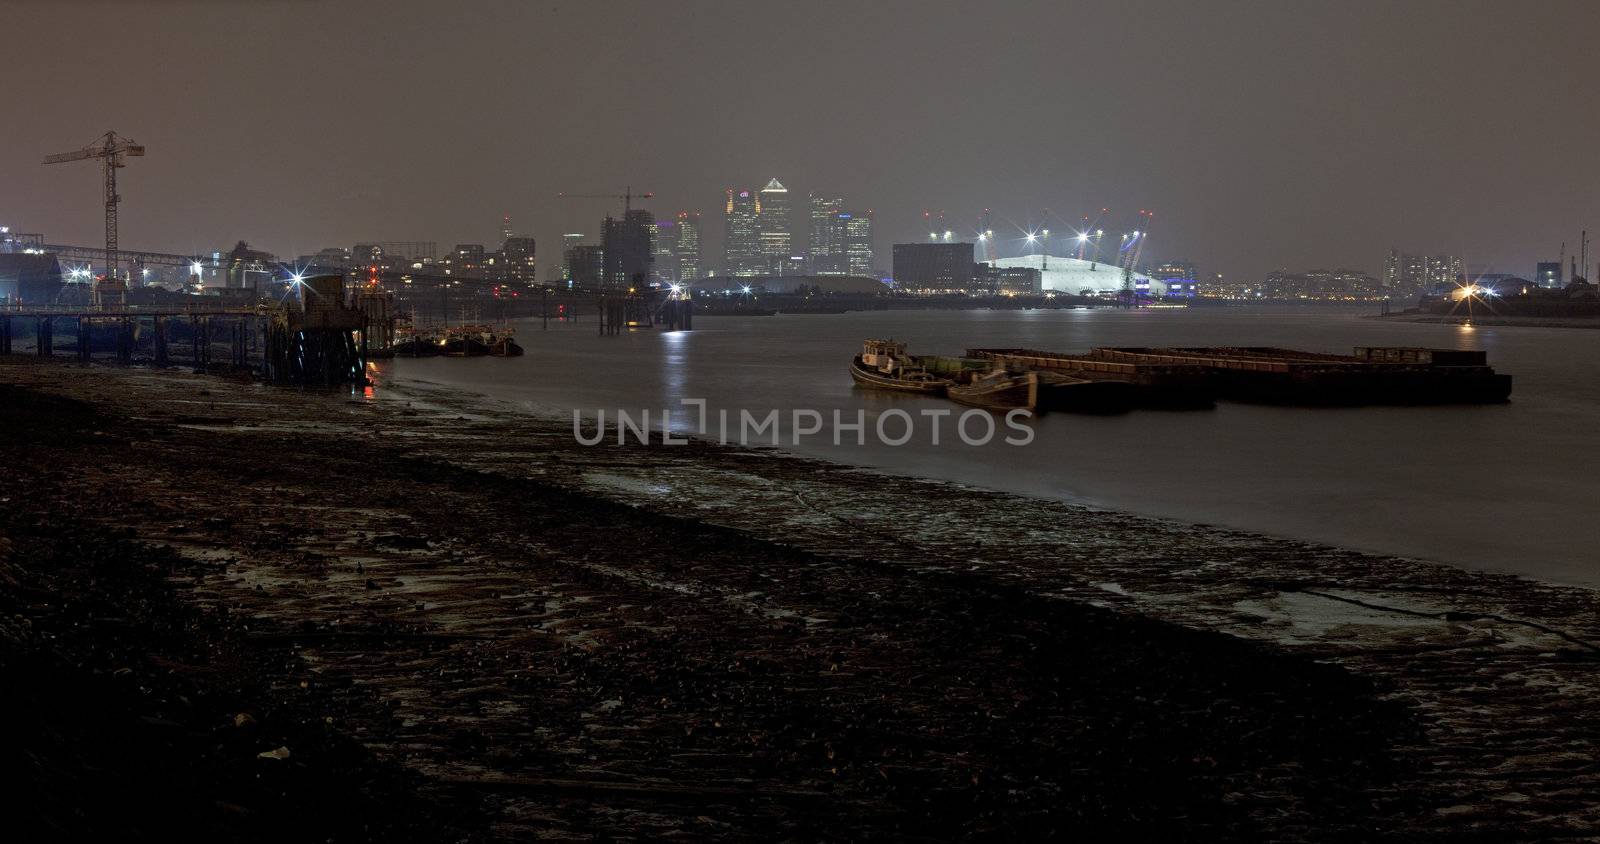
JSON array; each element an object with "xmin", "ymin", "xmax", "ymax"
[{"xmin": 5, "ymin": 0, "xmax": 1598, "ymax": 281}]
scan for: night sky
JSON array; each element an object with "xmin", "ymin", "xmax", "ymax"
[{"xmin": 5, "ymin": 0, "xmax": 1598, "ymax": 281}]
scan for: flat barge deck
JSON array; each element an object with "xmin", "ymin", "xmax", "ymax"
[{"xmin": 1087, "ymin": 346, "xmax": 1512, "ymax": 405}]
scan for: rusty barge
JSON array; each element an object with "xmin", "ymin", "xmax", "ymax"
[{"xmin": 1086, "ymin": 346, "xmax": 1512, "ymax": 405}]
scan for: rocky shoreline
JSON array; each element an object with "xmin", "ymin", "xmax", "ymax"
[{"xmin": 3, "ymin": 356, "xmax": 1598, "ymax": 840}]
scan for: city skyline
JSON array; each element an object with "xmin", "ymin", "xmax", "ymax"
[{"xmin": 3, "ymin": 2, "xmax": 1597, "ymax": 284}]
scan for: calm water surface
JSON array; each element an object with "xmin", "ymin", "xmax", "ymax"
[{"xmin": 375, "ymin": 307, "xmax": 1600, "ymax": 587}]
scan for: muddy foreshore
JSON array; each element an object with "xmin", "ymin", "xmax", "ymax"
[{"xmin": 3, "ymin": 356, "xmax": 1598, "ymax": 841}]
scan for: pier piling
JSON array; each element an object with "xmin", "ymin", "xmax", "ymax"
[{"xmin": 153, "ymin": 316, "xmax": 169, "ymax": 367}]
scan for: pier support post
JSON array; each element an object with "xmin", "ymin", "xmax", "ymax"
[
  {"xmin": 0, "ymin": 316, "xmax": 10, "ymax": 355},
  {"xmin": 77, "ymin": 317, "xmax": 92, "ymax": 362},
  {"xmin": 37, "ymin": 317, "xmax": 52, "ymax": 357},
  {"xmin": 117, "ymin": 317, "xmax": 133, "ymax": 364},
  {"xmin": 153, "ymin": 316, "xmax": 169, "ymax": 367}
]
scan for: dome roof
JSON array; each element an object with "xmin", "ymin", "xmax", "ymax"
[{"xmin": 988, "ymin": 254, "xmax": 1149, "ymax": 293}]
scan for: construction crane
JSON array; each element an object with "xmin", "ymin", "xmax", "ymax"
[
  {"xmin": 44, "ymin": 131, "xmax": 145, "ymax": 304},
  {"xmin": 558, "ymin": 187, "xmax": 653, "ymax": 214}
]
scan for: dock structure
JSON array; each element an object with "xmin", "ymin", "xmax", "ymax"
[
  {"xmin": 1, "ymin": 273, "xmax": 385, "ymax": 386},
  {"xmin": 596, "ymin": 294, "xmax": 694, "ymax": 335}
]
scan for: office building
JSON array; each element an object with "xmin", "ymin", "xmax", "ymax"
[
  {"xmin": 758, "ymin": 179, "xmax": 791, "ymax": 270},
  {"xmin": 675, "ymin": 211, "xmax": 703, "ymax": 281},
  {"xmin": 499, "ymin": 237, "xmax": 536, "ymax": 285},
  {"xmin": 565, "ymin": 244, "xmax": 604, "ymax": 289},
  {"xmin": 809, "ymin": 193, "xmax": 844, "ymax": 268},
  {"xmin": 892, "ymin": 242, "xmax": 976, "ymax": 291},
  {"xmin": 653, "ymin": 219, "xmax": 678, "ymax": 283},
  {"xmin": 758, "ymin": 178, "xmax": 792, "ymax": 274},
  {"xmin": 841, "ymin": 210, "xmax": 874, "ymax": 276},
  {"xmin": 724, "ymin": 187, "xmax": 763, "ymax": 276},
  {"xmin": 601, "ymin": 209, "xmax": 655, "ymax": 290}
]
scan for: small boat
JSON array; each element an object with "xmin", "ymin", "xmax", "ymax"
[
  {"xmin": 486, "ymin": 335, "xmax": 524, "ymax": 357},
  {"xmin": 442, "ymin": 335, "xmax": 489, "ymax": 357},
  {"xmin": 849, "ymin": 339, "xmax": 950, "ymax": 395},
  {"xmin": 947, "ymin": 369, "xmax": 1039, "ymax": 411},
  {"xmin": 393, "ymin": 337, "xmax": 442, "ymax": 357}
]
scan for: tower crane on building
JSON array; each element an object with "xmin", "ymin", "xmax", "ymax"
[
  {"xmin": 44, "ymin": 131, "xmax": 145, "ymax": 306},
  {"xmin": 557, "ymin": 187, "xmax": 654, "ymax": 213}
]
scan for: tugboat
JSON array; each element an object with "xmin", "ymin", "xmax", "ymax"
[{"xmin": 850, "ymin": 339, "xmax": 950, "ymax": 395}]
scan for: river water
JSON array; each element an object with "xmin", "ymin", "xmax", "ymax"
[{"xmin": 374, "ymin": 306, "xmax": 1600, "ymax": 587}]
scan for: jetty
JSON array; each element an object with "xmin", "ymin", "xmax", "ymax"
[{"xmin": 0, "ymin": 273, "xmax": 388, "ymax": 386}]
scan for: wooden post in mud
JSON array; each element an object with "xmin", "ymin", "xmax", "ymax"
[
  {"xmin": 36, "ymin": 317, "xmax": 52, "ymax": 357},
  {"xmin": 541, "ymin": 287, "xmax": 549, "ymax": 331},
  {"xmin": 153, "ymin": 316, "xmax": 169, "ymax": 367},
  {"xmin": 76, "ymin": 317, "xmax": 91, "ymax": 361},
  {"xmin": 117, "ymin": 317, "xmax": 133, "ymax": 364},
  {"xmin": 0, "ymin": 315, "xmax": 11, "ymax": 355}
]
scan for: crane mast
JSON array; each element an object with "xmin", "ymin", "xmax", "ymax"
[{"xmin": 44, "ymin": 131, "xmax": 145, "ymax": 306}]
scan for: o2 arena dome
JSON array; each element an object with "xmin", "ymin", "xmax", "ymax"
[{"xmin": 988, "ymin": 254, "xmax": 1150, "ymax": 294}]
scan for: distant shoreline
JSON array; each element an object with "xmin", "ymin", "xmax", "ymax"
[{"xmin": 1367, "ymin": 312, "xmax": 1600, "ymax": 329}]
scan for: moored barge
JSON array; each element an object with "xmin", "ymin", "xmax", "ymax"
[
  {"xmin": 967, "ymin": 348, "xmax": 1217, "ymax": 409},
  {"xmin": 1086, "ymin": 346, "xmax": 1512, "ymax": 405}
]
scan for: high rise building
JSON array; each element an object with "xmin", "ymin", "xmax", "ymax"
[
  {"xmin": 500, "ymin": 215, "xmax": 514, "ymax": 243},
  {"xmin": 675, "ymin": 211, "xmax": 703, "ymax": 281},
  {"xmin": 724, "ymin": 188, "xmax": 763, "ymax": 276},
  {"xmin": 757, "ymin": 178, "xmax": 792, "ymax": 275},
  {"xmin": 653, "ymin": 219, "xmax": 678, "ymax": 283},
  {"xmin": 1536, "ymin": 261, "xmax": 1563, "ymax": 288},
  {"xmin": 841, "ymin": 210, "xmax": 874, "ymax": 276},
  {"xmin": 449, "ymin": 244, "xmax": 486, "ymax": 279},
  {"xmin": 808, "ymin": 193, "xmax": 844, "ymax": 269},
  {"xmin": 499, "ymin": 237, "xmax": 536, "ymax": 285},
  {"xmin": 1384, "ymin": 249, "xmax": 1464, "ymax": 294},
  {"xmin": 558, "ymin": 234, "xmax": 586, "ymax": 283},
  {"xmin": 565, "ymin": 244, "xmax": 605, "ymax": 289},
  {"xmin": 601, "ymin": 209, "xmax": 655, "ymax": 290}
]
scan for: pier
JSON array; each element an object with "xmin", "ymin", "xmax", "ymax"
[{"xmin": 0, "ymin": 274, "xmax": 385, "ymax": 385}]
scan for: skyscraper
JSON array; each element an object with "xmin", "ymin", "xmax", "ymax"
[
  {"xmin": 565, "ymin": 244, "xmax": 604, "ymax": 289},
  {"xmin": 653, "ymin": 219, "xmax": 678, "ymax": 283},
  {"xmin": 809, "ymin": 193, "xmax": 844, "ymax": 270},
  {"xmin": 842, "ymin": 210, "xmax": 874, "ymax": 276},
  {"xmin": 555, "ymin": 233, "xmax": 585, "ymax": 283},
  {"xmin": 675, "ymin": 211, "xmax": 702, "ymax": 281},
  {"xmin": 601, "ymin": 209, "xmax": 655, "ymax": 290},
  {"xmin": 758, "ymin": 178, "xmax": 791, "ymax": 275},
  {"xmin": 724, "ymin": 188, "xmax": 762, "ymax": 277}
]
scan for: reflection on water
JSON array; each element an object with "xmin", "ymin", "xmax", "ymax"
[{"xmin": 373, "ymin": 307, "xmax": 1600, "ymax": 587}]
